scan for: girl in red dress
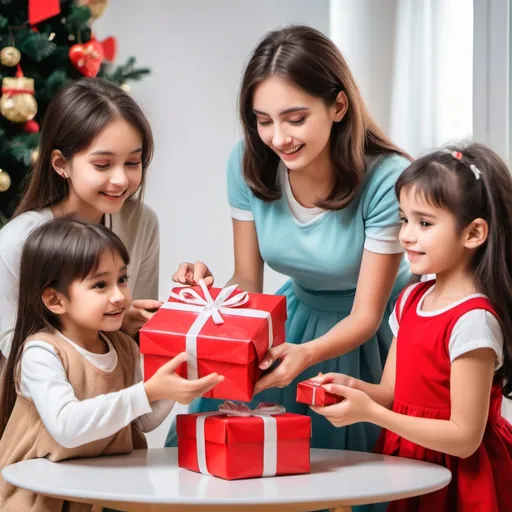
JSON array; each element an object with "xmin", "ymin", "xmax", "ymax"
[{"xmin": 311, "ymin": 142, "xmax": 512, "ymax": 511}]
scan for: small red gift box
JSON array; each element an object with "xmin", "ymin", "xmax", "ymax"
[
  {"xmin": 177, "ymin": 402, "xmax": 311, "ymax": 480},
  {"xmin": 140, "ymin": 282, "xmax": 286, "ymax": 402},
  {"xmin": 296, "ymin": 379, "xmax": 343, "ymax": 406}
]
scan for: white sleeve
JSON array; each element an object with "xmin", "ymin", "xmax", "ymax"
[
  {"xmin": 449, "ymin": 310, "xmax": 504, "ymax": 370},
  {"xmin": 230, "ymin": 206, "xmax": 254, "ymax": 221},
  {"xmin": 0, "ymin": 231, "xmax": 24, "ymax": 359},
  {"xmin": 132, "ymin": 356, "xmax": 175, "ymax": 432},
  {"xmin": 364, "ymin": 226, "xmax": 403, "ymax": 254},
  {"xmin": 389, "ymin": 305, "xmax": 399, "ymax": 337},
  {"xmin": 21, "ymin": 341, "xmax": 154, "ymax": 448},
  {"xmin": 0, "ymin": 251, "xmax": 18, "ymax": 359},
  {"xmin": 388, "ymin": 282, "xmax": 422, "ymax": 337},
  {"xmin": 0, "ymin": 211, "xmax": 50, "ymax": 359}
]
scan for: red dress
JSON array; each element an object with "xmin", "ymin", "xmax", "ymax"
[{"xmin": 375, "ymin": 281, "xmax": 512, "ymax": 511}]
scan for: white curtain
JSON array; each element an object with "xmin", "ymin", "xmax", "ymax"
[
  {"xmin": 330, "ymin": 0, "xmax": 473, "ymax": 158},
  {"xmin": 389, "ymin": 0, "xmax": 473, "ymax": 157}
]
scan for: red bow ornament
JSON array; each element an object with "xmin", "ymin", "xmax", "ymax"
[{"xmin": 69, "ymin": 38, "xmax": 105, "ymax": 77}]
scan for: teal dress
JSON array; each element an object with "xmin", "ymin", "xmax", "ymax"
[{"xmin": 166, "ymin": 142, "xmax": 410, "ymax": 508}]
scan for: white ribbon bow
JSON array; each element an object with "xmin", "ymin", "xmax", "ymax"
[
  {"xmin": 162, "ymin": 280, "xmax": 274, "ymax": 380},
  {"xmin": 218, "ymin": 401, "xmax": 286, "ymax": 416},
  {"xmin": 168, "ymin": 280, "xmax": 249, "ymax": 324},
  {"xmin": 195, "ymin": 401, "xmax": 286, "ymax": 477}
]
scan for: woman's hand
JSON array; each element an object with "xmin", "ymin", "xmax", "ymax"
[
  {"xmin": 144, "ymin": 352, "xmax": 224, "ymax": 404},
  {"xmin": 122, "ymin": 299, "xmax": 163, "ymax": 335},
  {"xmin": 254, "ymin": 343, "xmax": 313, "ymax": 394},
  {"xmin": 172, "ymin": 261, "xmax": 214, "ymax": 286},
  {"xmin": 311, "ymin": 383, "xmax": 377, "ymax": 427}
]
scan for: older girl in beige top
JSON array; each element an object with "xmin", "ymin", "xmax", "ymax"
[{"xmin": 0, "ymin": 77, "xmax": 162, "ymax": 362}]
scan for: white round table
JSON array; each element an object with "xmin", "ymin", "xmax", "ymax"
[{"xmin": 2, "ymin": 448, "xmax": 451, "ymax": 512}]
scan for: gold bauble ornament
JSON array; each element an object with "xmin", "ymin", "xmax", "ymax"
[
  {"xmin": 0, "ymin": 170, "xmax": 11, "ymax": 192},
  {"xmin": 0, "ymin": 46, "xmax": 21, "ymax": 67},
  {"xmin": 31, "ymin": 148, "xmax": 40, "ymax": 164},
  {"xmin": 78, "ymin": 0, "xmax": 108, "ymax": 20},
  {"xmin": 0, "ymin": 76, "xmax": 38, "ymax": 123}
]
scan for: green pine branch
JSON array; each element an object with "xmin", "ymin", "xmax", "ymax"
[
  {"xmin": 66, "ymin": 5, "xmax": 92, "ymax": 26},
  {"xmin": 100, "ymin": 57, "xmax": 151, "ymax": 85},
  {"xmin": 7, "ymin": 133, "xmax": 40, "ymax": 166},
  {"xmin": 18, "ymin": 30, "xmax": 57, "ymax": 61}
]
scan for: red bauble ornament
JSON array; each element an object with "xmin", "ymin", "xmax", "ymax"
[{"xmin": 23, "ymin": 119, "xmax": 40, "ymax": 133}]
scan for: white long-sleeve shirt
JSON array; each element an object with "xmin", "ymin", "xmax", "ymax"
[{"xmin": 19, "ymin": 332, "xmax": 174, "ymax": 449}]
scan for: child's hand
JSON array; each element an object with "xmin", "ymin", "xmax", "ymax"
[
  {"xmin": 144, "ymin": 352, "xmax": 224, "ymax": 404},
  {"xmin": 310, "ymin": 383, "xmax": 377, "ymax": 427},
  {"xmin": 309, "ymin": 371, "xmax": 357, "ymax": 388}
]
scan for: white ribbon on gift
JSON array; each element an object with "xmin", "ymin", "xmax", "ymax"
[
  {"xmin": 311, "ymin": 384, "xmax": 317, "ymax": 405},
  {"xmin": 161, "ymin": 280, "xmax": 274, "ymax": 380},
  {"xmin": 195, "ymin": 401, "xmax": 286, "ymax": 477}
]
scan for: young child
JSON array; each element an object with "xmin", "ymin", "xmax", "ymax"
[
  {"xmin": 0, "ymin": 77, "xmax": 161, "ymax": 365},
  {"xmin": 311, "ymin": 143, "xmax": 512, "ymax": 511},
  {"xmin": 0, "ymin": 218, "xmax": 223, "ymax": 511}
]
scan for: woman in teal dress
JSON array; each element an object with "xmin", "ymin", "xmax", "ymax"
[{"xmin": 168, "ymin": 25, "xmax": 411, "ymax": 467}]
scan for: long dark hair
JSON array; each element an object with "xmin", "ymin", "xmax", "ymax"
[
  {"xmin": 14, "ymin": 77, "xmax": 154, "ymax": 217},
  {"xmin": 396, "ymin": 142, "xmax": 512, "ymax": 398},
  {"xmin": 239, "ymin": 25, "xmax": 411, "ymax": 209},
  {"xmin": 0, "ymin": 218, "xmax": 130, "ymax": 437}
]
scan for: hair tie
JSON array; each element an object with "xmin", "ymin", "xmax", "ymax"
[{"xmin": 444, "ymin": 149, "xmax": 481, "ymax": 180}]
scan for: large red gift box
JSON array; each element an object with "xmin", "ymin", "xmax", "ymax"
[
  {"xmin": 296, "ymin": 379, "xmax": 343, "ymax": 406},
  {"xmin": 177, "ymin": 402, "xmax": 311, "ymax": 480},
  {"xmin": 140, "ymin": 282, "xmax": 286, "ymax": 402}
]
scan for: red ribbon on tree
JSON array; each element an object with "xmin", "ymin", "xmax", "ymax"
[{"xmin": 28, "ymin": 0, "xmax": 61, "ymax": 25}]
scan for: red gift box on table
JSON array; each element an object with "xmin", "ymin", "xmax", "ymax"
[
  {"xmin": 140, "ymin": 281, "xmax": 286, "ymax": 402},
  {"xmin": 296, "ymin": 379, "xmax": 343, "ymax": 406},
  {"xmin": 177, "ymin": 401, "xmax": 311, "ymax": 480}
]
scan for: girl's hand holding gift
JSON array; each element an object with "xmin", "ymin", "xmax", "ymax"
[
  {"xmin": 144, "ymin": 352, "xmax": 224, "ymax": 404},
  {"xmin": 311, "ymin": 383, "xmax": 377, "ymax": 427}
]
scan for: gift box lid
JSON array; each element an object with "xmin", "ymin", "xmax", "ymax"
[
  {"xmin": 140, "ymin": 285, "xmax": 287, "ymax": 365},
  {"xmin": 176, "ymin": 412, "xmax": 311, "ymax": 445},
  {"xmin": 299, "ymin": 380, "xmax": 329, "ymax": 392}
]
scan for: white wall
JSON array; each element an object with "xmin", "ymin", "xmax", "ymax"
[
  {"xmin": 96, "ymin": 0, "xmax": 330, "ymax": 447},
  {"xmin": 330, "ymin": 0, "xmax": 398, "ymax": 133}
]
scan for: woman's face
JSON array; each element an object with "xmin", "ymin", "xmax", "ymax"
[
  {"xmin": 53, "ymin": 118, "xmax": 143, "ymax": 221},
  {"xmin": 252, "ymin": 76, "xmax": 345, "ymax": 172}
]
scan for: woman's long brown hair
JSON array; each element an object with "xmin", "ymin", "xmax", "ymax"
[{"xmin": 239, "ymin": 25, "xmax": 411, "ymax": 209}]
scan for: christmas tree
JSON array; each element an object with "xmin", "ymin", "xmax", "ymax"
[{"xmin": 0, "ymin": 0, "xmax": 150, "ymax": 227}]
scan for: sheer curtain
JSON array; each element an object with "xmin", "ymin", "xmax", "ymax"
[
  {"xmin": 330, "ymin": 0, "xmax": 473, "ymax": 157},
  {"xmin": 388, "ymin": 0, "xmax": 473, "ymax": 156}
]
